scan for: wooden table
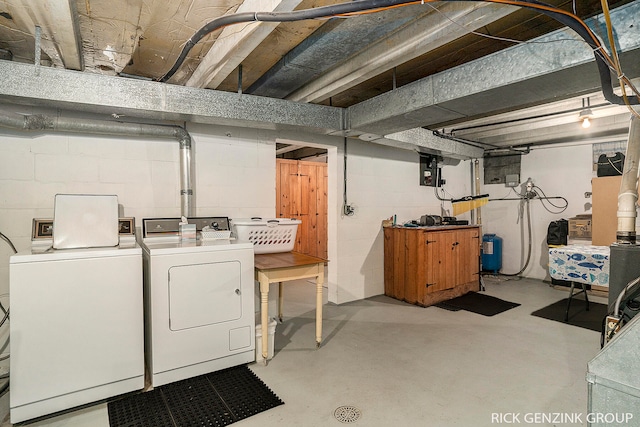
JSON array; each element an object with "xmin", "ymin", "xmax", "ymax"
[{"xmin": 254, "ymin": 251, "xmax": 326, "ymax": 363}]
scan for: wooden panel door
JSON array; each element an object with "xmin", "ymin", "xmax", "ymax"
[
  {"xmin": 276, "ymin": 159, "xmax": 299, "ymax": 220},
  {"xmin": 315, "ymin": 164, "xmax": 328, "ymax": 259},
  {"xmin": 276, "ymin": 159, "xmax": 328, "ymax": 258},
  {"xmin": 426, "ymin": 231, "xmax": 457, "ymax": 293},
  {"xmin": 383, "ymin": 227, "xmax": 395, "ymax": 297},
  {"xmin": 455, "ymin": 228, "xmax": 480, "ymax": 285},
  {"xmin": 297, "ymin": 162, "xmax": 314, "ymax": 255},
  {"xmin": 403, "ymin": 229, "xmax": 426, "ymax": 304}
]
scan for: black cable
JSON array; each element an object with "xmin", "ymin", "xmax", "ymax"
[
  {"xmin": 159, "ymin": 0, "xmax": 421, "ymax": 82},
  {"xmin": 343, "ymin": 137, "xmax": 354, "ymax": 216},
  {"xmin": 432, "ymin": 129, "xmax": 498, "ymax": 149},
  {"xmin": 0, "ymin": 232, "xmax": 17, "ymax": 254},
  {"xmin": 504, "ymin": 0, "xmax": 639, "ymax": 105},
  {"xmin": 531, "ymin": 185, "xmax": 568, "ymax": 213},
  {"xmin": 450, "ymin": 103, "xmax": 611, "ymax": 133},
  {"xmin": 434, "ymin": 186, "xmax": 454, "ymax": 202},
  {"xmin": 496, "ymin": 197, "xmax": 533, "ymax": 277},
  {"xmin": 157, "ymin": 0, "xmax": 639, "ymax": 106}
]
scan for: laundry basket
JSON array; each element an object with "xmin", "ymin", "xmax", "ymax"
[{"xmin": 232, "ymin": 217, "xmax": 301, "ymax": 254}]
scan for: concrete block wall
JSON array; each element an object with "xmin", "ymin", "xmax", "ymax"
[
  {"xmin": 481, "ymin": 144, "xmax": 597, "ymax": 280},
  {"xmin": 0, "ymin": 107, "xmax": 611, "ymax": 342},
  {"xmin": 334, "ymin": 139, "xmax": 473, "ymax": 303},
  {"xmin": 0, "ymin": 123, "xmax": 276, "ymax": 306}
]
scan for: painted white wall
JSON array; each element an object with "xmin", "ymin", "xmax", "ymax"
[
  {"xmin": 334, "ymin": 139, "xmax": 473, "ymax": 303},
  {"xmin": 1, "ymin": 107, "xmax": 619, "ymax": 342},
  {"xmin": 481, "ymin": 144, "xmax": 596, "ymax": 280}
]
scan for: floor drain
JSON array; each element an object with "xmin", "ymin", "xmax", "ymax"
[{"xmin": 334, "ymin": 405, "xmax": 362, "ymax": 423}]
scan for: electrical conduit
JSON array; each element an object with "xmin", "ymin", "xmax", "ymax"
[{"xmin": 0, "ymin": 111, "xmax": 194, "ymax": 217}]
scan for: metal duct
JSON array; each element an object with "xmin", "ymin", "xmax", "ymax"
[
  {"xmin": 617, "ymin": 115, "xmax": 640, "ymax": 244},
  {"xmin": 0, "ymin": 111, "xmax": 194, "ymax": 217},
  {"xmin": 587, "ymin": 314, "xmax": 640, "ymax": 426}
]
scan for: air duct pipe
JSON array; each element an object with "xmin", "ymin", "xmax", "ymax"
[
  {"xmin": 0, "ymin": 111, "xmax": 194, "ymax": 217},
  {"xmin": 617, "ymin": 115, "xmax": 640, "ymax": 244}
]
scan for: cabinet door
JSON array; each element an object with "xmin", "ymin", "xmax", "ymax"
[
  {"xmin": 383, "ymin": 227, "xmax": 406, "ymax": 300},
  {"xmin": 455, "ymin": 228, "xmax": 480, "ymax": 285},
  {"xmin": 403, "ymin": 230, "xmax": 427, "ymax": 304},
  {"xmin": 426, "ymin": 231, "xmax": 458, "ymax": 293}
]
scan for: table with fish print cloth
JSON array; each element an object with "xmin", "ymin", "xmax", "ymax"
[{"xmin": 548, "ymin": 245, "xmax": 610, "ymax": 288}]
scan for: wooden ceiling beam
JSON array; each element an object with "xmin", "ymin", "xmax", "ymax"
[{"xmin": 186, "ymin": 0, "xmax": 305, "ymax": 89}]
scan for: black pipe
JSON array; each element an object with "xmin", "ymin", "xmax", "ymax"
[
  {"xmin": 158, "ymin": 0, "xmax": 639, "ymax": 106},
  {"xmin": 159, "ymin": 0, "xmax": 420, "ymax": 82},
  {"xmin": 507, "ymin": 0, "xmax": 639, "ymax": 105}
]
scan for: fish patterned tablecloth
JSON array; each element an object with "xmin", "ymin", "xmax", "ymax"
[{"xmin": 548, "ymin": 245, "xmax": 610, "ymax": 288}]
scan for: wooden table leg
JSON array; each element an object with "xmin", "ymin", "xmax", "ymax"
[
  {"xmin": 257, "ymin": 271, "xmax": 270, "ymax": 364},
  {"xmin": 316, "ymin": 266, "xmax": 324, "ymax": 348},
  {"xmin": 278, "ymin": 281, "xmax": 284, "ymax": 323}
]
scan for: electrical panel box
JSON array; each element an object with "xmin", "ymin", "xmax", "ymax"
[
  {"xmin": 505, "ymin": 174, "xmax": 519, "ymax": 187},
  {"xmin": 420, "ymin": 154, "xmax": 441, "ymax": 187}
]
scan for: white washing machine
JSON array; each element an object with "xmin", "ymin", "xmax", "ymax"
[
  {"xmin": 9, "ymin": 227, "xmax": 144, "ymax": 423},
  {"xmin": 140, "ymin": 217, "xmax": 255, "ymax": 387}
]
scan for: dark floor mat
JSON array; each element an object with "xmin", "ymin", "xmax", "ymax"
[
  {"xmin": 436, "ymin": 292, "xmax": 520, "ymax": 316},
  {"xmin": 531, "ymin": 298, "xmax": 608, "ymax": 332},
  {"xmin": 434, "ymin": 301, "xmax": 462, "ymax": 312},
  {"xmin": 108, "ymin": 365, "xmax": 283, "ymax": 427}
]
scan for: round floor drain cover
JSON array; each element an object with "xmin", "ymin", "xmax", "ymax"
[{"xmin": 334, "ymin": 405, "xmax": 362, "ymax": 423}]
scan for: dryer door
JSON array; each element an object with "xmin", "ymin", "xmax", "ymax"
[{"xmin": 168, "ymin": 261, "xmax": 242, "ymax": 330}]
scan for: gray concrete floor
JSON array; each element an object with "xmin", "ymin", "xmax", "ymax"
[{"xmin": 0, "ymin": 276, "xmax": 604, "ymax": 426}]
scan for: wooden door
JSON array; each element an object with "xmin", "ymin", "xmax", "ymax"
[
  {"xmin": 276, "ymin": 159, "xmax": 328, "ymax": 259},
  {"xmin": 403, "ymin": 229, "xmax": 426, "ymax": 304},
  {"xmin": 426, "ymin": 230, "xmax": 457, "ymax": 293},
  {"xmin": 276, "ymin": 159, "xmax": 299, "ymax": 220},
  {"xmin": 455, "ymin": 228, "xmax": 480, "ymax": 285}
]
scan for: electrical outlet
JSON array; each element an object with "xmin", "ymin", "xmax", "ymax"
[{"xmin": 343, "ymin": 204, "xmax": 355, "ymax": 216}]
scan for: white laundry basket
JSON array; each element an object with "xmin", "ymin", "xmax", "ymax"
[{"xmin": 232, "ymin": 217, "xmax": 301, "ymax": 254}]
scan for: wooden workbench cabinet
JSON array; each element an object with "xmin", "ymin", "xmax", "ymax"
[{"xmin": 384, "ymin": 225, "xmax": 481, "ymax": 306}]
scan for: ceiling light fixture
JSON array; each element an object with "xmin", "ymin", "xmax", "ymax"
[{"xmin": 579, "ymin": 97, "xmax": 593, "ymax": 129}]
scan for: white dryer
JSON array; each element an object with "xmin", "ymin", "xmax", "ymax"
[
  {"xmin": 140, "ymin": 217, "xmax": 255, "ymax": 387},
  {"xmin": 9, "ymin": 230, "xmax": 144, "ymax": 423}
]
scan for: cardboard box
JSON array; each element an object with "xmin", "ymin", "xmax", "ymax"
[
  {"xmin": 569, "ymin": 215, "xmax": 592, "ymax": 239},
  {"xmin": 592, "ymin": 176, "xmax": 621, "ymax": 246}
]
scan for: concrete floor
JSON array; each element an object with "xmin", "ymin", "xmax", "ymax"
[{"xmin": 0, "ymin": 276, "xmax": 604, "ymax": 426}]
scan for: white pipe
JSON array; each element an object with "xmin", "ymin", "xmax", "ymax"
[
  {"xmin": 0, "ymin": 111, "xmax": 194, "ymax": 217},
  {"xmin": 617, "ymin": 115, "xmax": 640, "ymax": 243}
]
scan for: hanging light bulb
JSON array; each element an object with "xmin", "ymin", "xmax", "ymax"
[{"xmin": 579, "ymin": 97, "xmax": 593, "ymax": 129}]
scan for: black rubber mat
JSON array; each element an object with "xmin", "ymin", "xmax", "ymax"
[
  {"xmin": 108, "ymin": 365, "xmax": 283, "ymax": 427},
  {"xmin": 435, "ymin": 292, "xmax": 520, "ymax": 316},
  {"xmin": 433, "ymin": 301, "xmax": 463, "ymax": 312},
  {"xmin": 531, "ymin": 298, "xmax": 608, "ymax": 332}
]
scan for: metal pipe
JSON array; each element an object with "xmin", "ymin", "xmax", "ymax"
[
  {"xmin": 474, "ymin": 159, "xmax": 482, "ymax": 225},
  {"xmin": 617, "ymin": 115, "xmax": 640, "ymax": 244},
  {"xmin": 0, "ymin": 111, "xmax": 194, "ymax": 217}
]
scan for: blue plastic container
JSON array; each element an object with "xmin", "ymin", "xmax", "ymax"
[{"xmin": 482, "ymin": 233, "xmax": 502, "ymax": 273}]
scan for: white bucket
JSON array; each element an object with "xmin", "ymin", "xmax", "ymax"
[{"xmin": 255, "ymin": 317, "xmax": 277, "ymax": 362}]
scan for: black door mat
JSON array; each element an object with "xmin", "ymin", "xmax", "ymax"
[
  {"xmin": 435, "ymin": 292, "xmax": 520, "ymax": 316},
  {"xmin": 531, "ymin": 298, "xmax": 608, "ymax": 332},
  {"xmin": 108, "ymin": 365, "xmax": 283, "ymax": 427}
]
